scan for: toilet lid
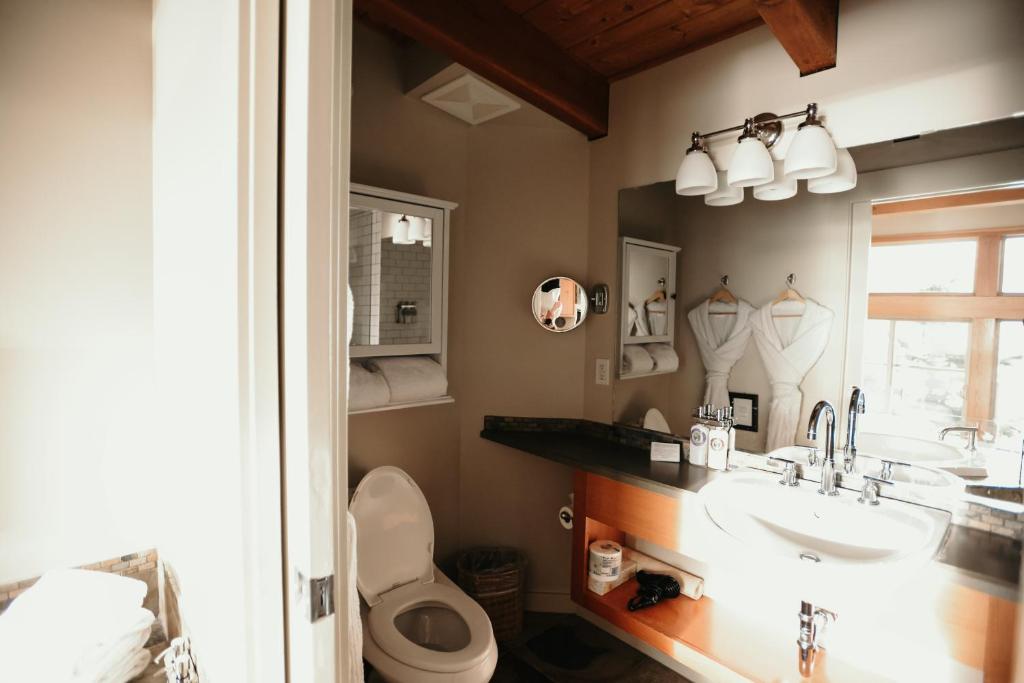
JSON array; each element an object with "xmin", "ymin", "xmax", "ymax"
[{"xmin": 351, "ymin": 466, "xmax": 435, "ymax": 605}]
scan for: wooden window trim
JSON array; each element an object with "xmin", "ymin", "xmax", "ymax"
[
  {"xmin": 868, "ymin": 232, "xmax": 1024, "ymax": 422},
  {"xmin": 872, "ymin": 188, "xmax": 1024, "ymax": 216},
  {"xmin": 872, "ymin": 225, "xmax": 1024, "ymax": 245}
]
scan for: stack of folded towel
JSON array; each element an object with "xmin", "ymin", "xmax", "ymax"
[
  {"xmin": 349, "ymin": 356, "xmax": 448, "ymax": 411},
  {"xmin": 0, "ymin": 569, "xmax": 155, "ymax": 683},
  {"xmin": 622, "ymin": 344, "xmax": 680, "ymax": 376}
]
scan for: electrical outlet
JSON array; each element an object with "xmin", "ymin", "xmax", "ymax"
[{"xmin": 595, "ymin": 358, "xmax": 610, "ymax": 385}]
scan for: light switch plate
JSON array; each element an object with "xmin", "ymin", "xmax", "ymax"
[{"xmin": 595, "ymin": 358, "xmax": 610, "ymax": 385}]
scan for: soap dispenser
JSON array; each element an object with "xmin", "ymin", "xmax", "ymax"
[{"xmin": 706, "ymin": 408, "xmax": 730, "ymax": 471}]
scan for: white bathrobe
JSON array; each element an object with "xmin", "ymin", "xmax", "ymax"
[
  {"xmin": 749, "ymin": 299, "xmax": 833, "ymax": 452},
  {"xmin": 687, "ymin": 299, "xmax": 754, "ymax": 410}
]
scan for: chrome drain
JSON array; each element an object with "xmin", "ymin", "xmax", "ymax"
[{"xmin": 799, "ymin": 552, "xmax": 821, "ymax": 563}]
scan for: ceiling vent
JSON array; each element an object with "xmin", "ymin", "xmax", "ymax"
[{"xmin": 421, "ymin": 74, "xmax": 521, "ymax": 125}]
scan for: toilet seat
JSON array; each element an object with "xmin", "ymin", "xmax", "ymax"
[{"xmin": 368, "ymin": 581, "xmax": 493, "ymax": 673}]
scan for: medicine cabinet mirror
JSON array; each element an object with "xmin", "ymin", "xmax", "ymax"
[
  {"xmin": 619, "ymin": 237, "xmax": 680, "ymax": 376},
  {"xmin": 348, "ymin": 184, "xmax": 455, "ymax": 358}
]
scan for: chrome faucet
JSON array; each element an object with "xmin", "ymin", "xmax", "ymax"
[
  {"xmin": 807, "ymin": 400, "xmax": 839, "ymax": 496},
  {"xmin": 843, "ymin": 387, "xmax": 865, "ymax": 473},
  {"xmin": 797, "ymin": 600, "xmax": 836, "ymax": 675},
  {"xmin": 939, "ymin": 425, "xmax": 979, "ymax": 453}
]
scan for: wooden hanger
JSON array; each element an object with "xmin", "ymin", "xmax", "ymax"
[
  {"xmin": 645, "ymin": 277, "xmax": 668, "ymax": 305},
  {"xmin": 772, "ymin": 273, "xmax": 806, "ymax": 317},
  {"xmin": 708, "ymin": 275, "xmax": 738, "ymax": 315}
]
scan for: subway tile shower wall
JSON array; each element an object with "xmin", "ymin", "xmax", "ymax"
[
  {"xmin": 379, "ymin": 239, "xmax": 432, "ymax": 344},
  {"xmin": 350, "ymin": 209, "xmax": 381, "ymax": 346}
]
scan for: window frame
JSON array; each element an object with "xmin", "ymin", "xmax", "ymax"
[{"xmin": 868, "ymin": 223, "xmax": 1024, "ymax": 423}]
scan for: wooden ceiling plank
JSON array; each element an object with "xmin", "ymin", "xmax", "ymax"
[
  {"xmin": 570, "ymin": 0, "xmax": 761, "ymax": 77},
  {"xmin": 501, "ymin": 0, "xmax": 550, "ymax": 15},
  {"xmin": 523, "ymin": 0, "xmax": 668, "ymax": 50},
  {"xmin": 355, "ymin": 0, "xmax": 609, "ymax": 139},
  {"xmin": 753, "ymin": 0, "xmax": 839, "ymax": 75}
]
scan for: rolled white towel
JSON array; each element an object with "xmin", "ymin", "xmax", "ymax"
[
  {"xmin": 74, "ymin": 608, "xmax": 154, "ymax": 681},
  {"xmin": 95, "ymin": 647, "xmax": 150, "ymax": 683},
  {"xmin": 622, "ymin": 345, "xmax": 654, "ymax": 375},
  {"xmin": 349, "ymin": 362, "xmax": 390, "ymax": 411},
  {"xmin": 367, "ymin": 356, "xmax": 447, "ymax": 403},
  {"xmin": 644, "ymin": 343, "xmax": 679, "ymax": 372}
]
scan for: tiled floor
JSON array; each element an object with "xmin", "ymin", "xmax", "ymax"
[{"xmin": 492, "ymin": 612, "xmax": 689, "ymax": 683}]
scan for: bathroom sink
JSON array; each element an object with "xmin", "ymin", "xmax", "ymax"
[
  {"xmin": 698, "ymin": 470, "xmax": 950, "ymax": 610},
  {"xmin": 766, "ymin": 446, "xmax": 964, "ymax": 496},
  {"xmin": 856, "ymin": 432, "xmax": 967, "ymax": 466}
]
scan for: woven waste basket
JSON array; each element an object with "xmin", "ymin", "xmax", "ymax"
[{"xmin": 456, "ymin": 547, "xmax": 527, "ymax": 641}]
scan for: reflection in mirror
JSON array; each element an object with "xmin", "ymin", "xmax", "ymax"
[
  {"xmin": 626, "ymin": 247, "xmax": 671, "ymax": 337},
  {"xmin": 532, "ymin": 277, "xmax": 588, "ymax": 333},
  {"xmin": 611, "ymin": 116, "xmax": 1024, "ymax": 502},
  {"xmin": 349, "ymin": 207, "xmax": 433, "ymax": 347}
]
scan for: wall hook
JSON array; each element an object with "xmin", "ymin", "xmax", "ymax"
[
  {"xmin": 721, "ymin": 275, "xmax": 729, "ymax": 287},
  {"xmin": 787, "ymin": 273, "xmax": 796, "ymax": 286}
]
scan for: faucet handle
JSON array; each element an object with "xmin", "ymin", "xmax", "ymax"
[
  {"xmin": 859, "ymin": 474, "xmax": 894, "ymax": 505},
  {"xmin": 768, "ymin": 456, "xmax": 800, "ymax": 486},
  {"xmin": 878, "ymin": 458, "xmax": 911, "ymax": 481}
]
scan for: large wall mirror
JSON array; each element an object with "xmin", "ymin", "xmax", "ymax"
[{"xmin": 611, "ymin": 116, "xmax": 1024, "ymax": 496}]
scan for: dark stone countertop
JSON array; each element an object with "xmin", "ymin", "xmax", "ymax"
[{"xmin": 481, "ymin": 416, "xmax": 1021, "ymax": 593}]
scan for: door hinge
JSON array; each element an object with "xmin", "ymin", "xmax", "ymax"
[{"xmin": 310, "ymin": 574, "xmax": 335, "ymax": 622}]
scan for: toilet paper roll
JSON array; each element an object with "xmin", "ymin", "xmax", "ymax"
[
  {"xmin": 589, "ymin": 540, "xmax": 623, "ymax": 581},
  {"xmin": 558, "ymin": 506, "xmax": 574, "ymax": 530},
  {"xmin": 622, "ymin": 547, "xmax": 704, "ymax": 600}
]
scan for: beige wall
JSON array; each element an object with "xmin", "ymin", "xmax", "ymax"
[
  {"xmin": 0, "ymin": 0, "xmax": 155, "ymax": 583},
  {"xmin": 348, "ymin": 24, "xmax": 589, "ymax": 600},
  {"xmin": 585, "ymin": 0, "xmax": 1024, "ymax": 426}
]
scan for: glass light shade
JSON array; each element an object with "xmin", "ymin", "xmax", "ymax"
[
  {"xmin": 407, "ymin": 216, "xmax": 427, "ymax": 241},
  {"xmin": 808, "ymin": 147, "xmax": 857, "ymax": 193},
  {"xmin": 705, "ymin": 171, "xmax": 743, "ymax": 206},
  {"xmin": 727, "ymin": 137, "xmax": 774, "ymax": 188},
  {"xmin": 381, "ymin": 213, "xmax": 399, "ymax": 238},
  {"xmin": 392, "ymin": 216, "xmax": 415, "ymax": 245},
  {"xmin": 423, "ymin": 218, "xmax": 433, "ymax": 239},
  {"xmin": 784, "ymin": 124, "xmax": 837, "ymax": 179},
  {"xmin": 753, "ymin": 161, "xmax": 797, "ymax": 201},
  {"xmin": 676, "ymin": 149, "xmax": 718, "ymax": 195},
  {"xmin": 423, "ymin": 238, "xmax": 432, "ymax": 248}
]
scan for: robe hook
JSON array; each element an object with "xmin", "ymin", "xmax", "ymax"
[
  {"xmin": 721, "ymin": 275, "xmax": 729, "ymax": 287},
  {"xmin": 787, "ymin": 273, "xmax": 796, "ymax": 286}
]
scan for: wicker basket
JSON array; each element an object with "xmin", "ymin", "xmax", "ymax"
[{"xmin": 457, "ymin": 547, "xmax": 527, "ymax": 641}]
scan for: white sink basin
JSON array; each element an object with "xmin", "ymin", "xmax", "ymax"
[
  {"xmin": 766, "ymin": 445, "xmax": 964, "ymax": 496},
  {"xmin": 857, "ymin": 432, "xmax": 967, "ymax": 466},
  {"xmin": 698, "ymin": 470, "xmax": 950, "ymax": 610}
]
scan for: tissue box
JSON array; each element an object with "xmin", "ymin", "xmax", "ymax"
[{"xmin": 587, "ymin": 559, "xmax": 637, "ymax": 596}]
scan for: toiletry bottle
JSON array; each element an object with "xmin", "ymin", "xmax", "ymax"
[
  {"xmin": 689, "ymin": 407, "xmax": 709, "ymax": 467},
  {"xmin": 707, "ymin": 416, "xmax": 729, "ymax": 471}
]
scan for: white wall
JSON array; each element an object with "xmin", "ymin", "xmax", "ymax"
[
  {"xmin": 585, "ymin": 0, "xmax": 1024, "ymax": 423},
  {"xmin": 0, "ymin": 0, "xmax": 155, "ymax": 583},
  {"xmin": 152, "ymin": 0, "xmax": 284, "ymax": 680}
]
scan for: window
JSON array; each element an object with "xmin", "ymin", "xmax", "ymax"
[
  {"xmin": 866, "ymin": 215, "xmax": 1024, "ymax": 449},
  {"xmin": 1003, "ymin": 236, "xmax": 1024, "ymax": 293},
  {"xmin": 868, "ymin": 240, "xmax": 976, "ymax": 293}
]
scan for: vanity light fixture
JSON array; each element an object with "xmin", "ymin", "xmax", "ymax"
[
  {"xmin": 753, "ymin": 160, "xmax": 797, "ymax": 201},
  {"xmin": 807, "ymin": 147, "xmax": 858, "ymax": 193},
  {"xmin": 677, "ymin": 103, "xmax": 854, "ymax": 206},
  {"xmin": 727, "ymin": 118, "xmax": 775, "ymax": 188},
  {"xmin": 783, "ymin": 104, "xmax": 837, "ymax": 180},
  {"xmin": 675, "ymin": 133, "xmax": 718, "ymax": 196},
  {"xmin": 392, "ymin": 215, "xmax": 415, "ymax": 245},
  {"xmin": 407, "ymin": 216, "xmax": 427, "ymax": 241},
  {"xmin": 704, "ymin": 171, "xmax": 744, "ymax": 206}
]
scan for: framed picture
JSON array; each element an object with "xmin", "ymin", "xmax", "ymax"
[{"xmin": 729, "ymin": 392, "xmax": 758, "ymax": 432}]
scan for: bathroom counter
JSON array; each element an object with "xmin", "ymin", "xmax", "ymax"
[
  {"xmin": 481, "ymin": 416, "xmax": 720, "ymax": 498},
  {"xmin": 481, "ymin": 416, "xmax": 1021, "ymax": 592}
]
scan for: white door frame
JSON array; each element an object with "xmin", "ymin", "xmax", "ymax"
[{"xmin": 280, "ymin": 0, "xmax": 352, "ymax": 680}]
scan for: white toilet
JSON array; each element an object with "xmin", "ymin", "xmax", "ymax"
[{"xmin": 351, "ymin": 466, "xmax": 498, "ymax": 683}]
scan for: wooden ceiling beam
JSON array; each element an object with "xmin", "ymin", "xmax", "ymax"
[
  {"xmin": 754, "ymin": 0, "xmax": 839, "ymax": 76},
  {"xmin": 354, "ymin": 0, "xmax": 610, "ymax": 139}
]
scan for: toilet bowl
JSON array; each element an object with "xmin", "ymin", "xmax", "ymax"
[{"xmin": 352, "ymin": 466, "xmax": 498, "ymax": 683}]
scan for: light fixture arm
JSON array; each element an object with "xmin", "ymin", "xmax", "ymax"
[{"xmin": 691, "ymin": 103, "xmax": 820, "ymax": 149}]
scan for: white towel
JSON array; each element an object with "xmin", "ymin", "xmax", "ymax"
[
  {"xmin": 94, "ymin": 647, "xmax": 150, "ymax": 683},
  {"xmin": 346, "ymin": 511, "xmax": 364, "ymax": 683},
  {"xmin": 644, "ymin": 343, "xmax": 679, "ymax": 372},
  {"xmin": 622, "ymin": 345, "xmax": 654, "ymax": 374},
  {"xmin": 645, "ymin": 301, "xmax": 668, "ymax": 336},
  {"xmin": 74, "ymin": 608, "xmax": 154, "ymax": 679},
  {"xmin": 349, "ymin": 363, "xmax": 391, "ymax": 411},
  {"xmin": 367, "ymin": 356, "xmax": 447, "ymax": 403}
]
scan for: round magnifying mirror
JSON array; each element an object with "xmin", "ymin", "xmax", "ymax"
[{"xmin": 532, "ymin": 277, "xmax": 588, "ymax": 333}]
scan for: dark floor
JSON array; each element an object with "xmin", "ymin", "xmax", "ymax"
[{"xmin": 490, "ymin": 612, "xmax": 690, "ymax": 683}]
